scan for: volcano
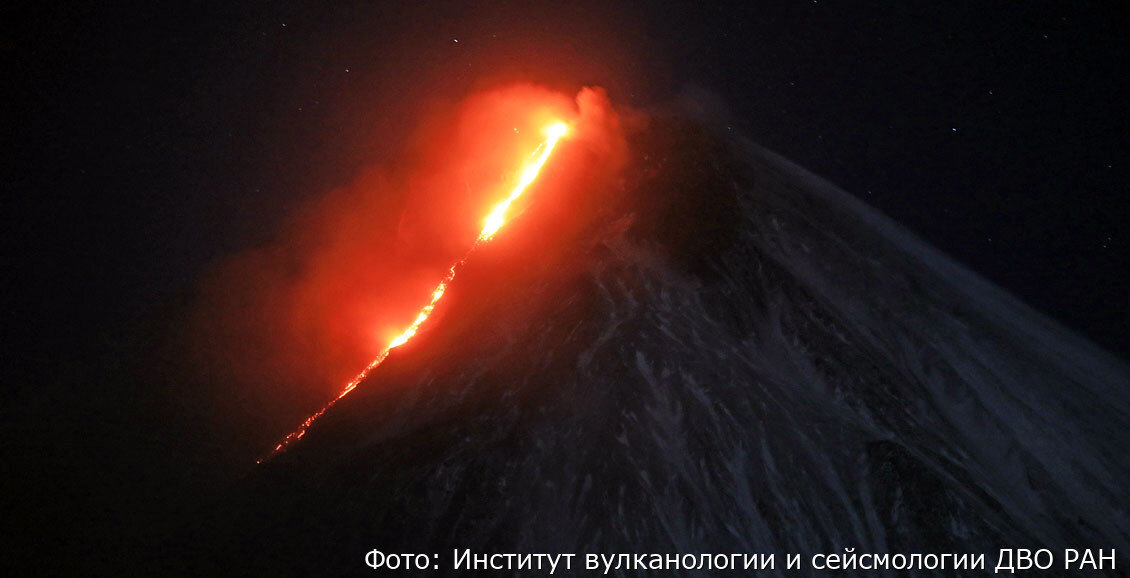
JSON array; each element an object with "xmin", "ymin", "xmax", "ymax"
[{"xmin": 180, "ymin": 116, "xmax": 1129, "ymax": 576}]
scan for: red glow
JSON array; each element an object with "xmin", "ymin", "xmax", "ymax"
[{"xmin": 260, "ymin": 121, "xmax": 569, "ymax": 461}]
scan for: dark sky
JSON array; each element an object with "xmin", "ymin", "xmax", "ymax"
[{"xmin": 5, "ymin": 0, "xmax": 1128, "ymax": 402}]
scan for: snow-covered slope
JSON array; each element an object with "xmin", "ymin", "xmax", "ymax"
[{"xmin": 193, "ymin": 118, "xmax": 1129, "ymax": 576}]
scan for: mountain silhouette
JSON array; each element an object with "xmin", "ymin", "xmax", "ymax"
[{"xmin": 177, "ymin": 116, "xmax": 1129, "ymax": 576}]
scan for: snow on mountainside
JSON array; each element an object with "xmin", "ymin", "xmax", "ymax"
[{"xmin": 185, "ymin": 117, "xmax": 1129, "ymax": 576}]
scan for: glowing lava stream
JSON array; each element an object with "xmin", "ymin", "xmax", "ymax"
[{"xmin": 260, "ymin": 122, "xmax": 569, "ymax": 462}]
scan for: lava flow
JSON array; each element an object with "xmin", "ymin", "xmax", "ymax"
[{"xmin": 260, "ymin": 121, "xmax": 569, "ymax": 462}]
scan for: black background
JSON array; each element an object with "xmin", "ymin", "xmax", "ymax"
[{"xmin": 4, "ymin": 2, "xmax": 1128, "ymax": 573}]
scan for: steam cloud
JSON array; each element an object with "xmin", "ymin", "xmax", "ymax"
[{"xmin": 178, "ymin": 84, "xmax": 629, "ymax": 455}]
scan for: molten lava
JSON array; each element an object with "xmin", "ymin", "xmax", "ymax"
[{"xmin": 261, "ymin": 121, "xmax": 569, "ymax": 461}]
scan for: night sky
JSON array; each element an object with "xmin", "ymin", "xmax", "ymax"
[
  {"xmin": 5, "ymin": 0, "xmax": 1128, "ymax": 405},
  {"xmin": 5, "ymin": 3, "xmax": 1130, "ymax": 575}
]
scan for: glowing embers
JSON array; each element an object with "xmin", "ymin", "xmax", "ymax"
[
  {"xmin": 479, "ymin": 122, "xmax": 568, "ymax": 239},
  {"xmin": 260, "ymin": 122, "xmax": 569, "ymax": 462}
]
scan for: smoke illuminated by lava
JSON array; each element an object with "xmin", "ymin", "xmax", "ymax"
[
  {"xmin": 176, "ymin": 84, "xmax": 628, "ymax": 467},
  {"xmin": 261, "ymin": 121, "xmax": 569, "ymax": 460}
]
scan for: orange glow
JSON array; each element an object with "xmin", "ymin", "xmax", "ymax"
[
  {"xmin": 480, "ymin": 122, "xmax": 568, "ymax": 239},
  {"xmin": 260, "ymin": 121, "xmax": 569, "ymax": 462}
]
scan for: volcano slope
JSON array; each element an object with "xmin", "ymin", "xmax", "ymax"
[{"xmin": 186, "ymin": 117, "xmax": 1129, "ymax": 576}]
